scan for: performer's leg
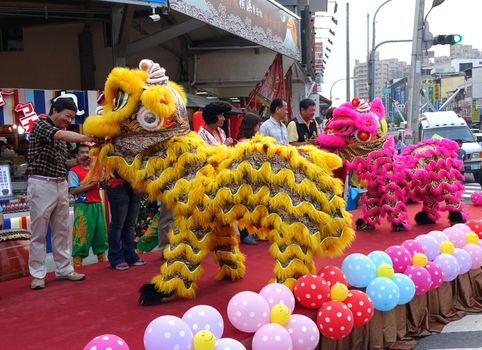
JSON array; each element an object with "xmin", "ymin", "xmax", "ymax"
[
  {"xmin": 139, "ymin": 217, "xmax": 211, "ymax": 304},
  {"xmin": 212, "ymin": 225, "xmax": 246, "ymax": 281}
]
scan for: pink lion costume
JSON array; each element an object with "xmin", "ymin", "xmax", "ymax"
[{"xmin": 318, "ymin": 97, "xmax": 466, "ymax": 231}]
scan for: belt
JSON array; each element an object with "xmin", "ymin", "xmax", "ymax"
[{"xmin": 30, "ymin": 175, "xmax": 66, "ymax": 183}]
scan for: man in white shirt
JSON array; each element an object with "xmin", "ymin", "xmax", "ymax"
[{"xmin": 259, "ymin": 98, "xmax": 289, "ymax": 144}]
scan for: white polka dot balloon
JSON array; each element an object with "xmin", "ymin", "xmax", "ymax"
[
  {"xmin": 434, "ymin": 254, "xmax": 460, "ymax": 282},
  {"xmin": 284, "ymin": 314, "xmax": 319, "ymax": 350},
  {"xmin": 316, "ymin": 301, "xmax": 354, "ymax": 340},
  {"xmin": 451, "ymin": 248, "xmax": 472, "ymax": 274},
  {"xmin": 214, "ymin": 337, "xmax": 246, "ymax": 350},
  {"xmin": 259, "ymin": 283, "xmax": 295, "ymax": 312},
  {"xmin": 252, "ymin": 323, "xmax": 293, "ymax": 350},
  {"xmin": 182, "ymin": 304, "xmax": 224, "ymax": 339},
  {"xmin": 227, "ymin": 291, "xmax": 270, "ymax": 333},
  {"xmin": 144, "ymin": 315, "xmax": 193, "ymax": 350},
  {"xmin": 83, "ymin": 334, "xmax": 129, "ymax": 350}
]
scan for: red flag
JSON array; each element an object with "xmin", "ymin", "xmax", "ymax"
[{"xmin": 247, "ymin": 54, "xmax": 284, "ymax": 112}]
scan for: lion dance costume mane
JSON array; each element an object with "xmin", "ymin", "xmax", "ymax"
[
  {"xmin": 318, "ymin": 97, "xmax": 466, "ymax": 231},
  {"xmin": 83, "ymin": 59, "xmax": 355, "ymax": 305}
]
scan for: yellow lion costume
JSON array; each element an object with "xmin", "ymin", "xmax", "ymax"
[{"xmin": 83, "ymin": 59, "xmax": 355, "ymax": 305}]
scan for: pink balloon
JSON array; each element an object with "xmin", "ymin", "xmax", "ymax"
[
  {"xmin": 284, "ymin": 314, "xmax": 319, "ymax": 350},
  {"xmin": 424, "ymin": 262, "xmax": 444, "ymax": 289},
  {"xmin": 404, "ymin": 265, "xmax": 432, "ymax": 295},
  {"xmin": 471, "ymin": 191, "xmax": 482, "ymax": 205},
  {"xmin": 443, "ymin": 227, "xmax": 466, "ymax": 248},
  {"xmin": 401, "ymin": 240, "xmax": 424, "ymax": 257},
  {"xmin": 463, "ymin": 243, "xmax": 482, "ymax": 270},
  {"xmin": 385, "ymin": 246, "xmax": 412, "ymax": 273},
  {"xmin": 259, "ymin": 283, "xmax": 296, "ymax": 312},
  {"xmin": 434, "ymin": 254, "xmax": 460, "ymax": 282},
  {"xmin": 252, "ymin": 323, "xmax": 293, "ymax": 350},
  {"xmin": 83, "ymin": 334, "xmax": 129, "ymax": 350},
  {"xmin": 452, "ymin": 223, "xmax": 472, "ymax": 234},
  {"xmin": 452, "ymin": 248, "xmax": 472, "ymax": 275},
  {"xmin": 427, "ymin": 230, "xmax": 449, "ymax": 245},
  {"xmin": 227, "ymin": 291, "xmax": 270, "ymax": 333}
]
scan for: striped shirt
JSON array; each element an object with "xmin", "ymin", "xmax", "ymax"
[
  {"xmin": 198, "ymin": 126, "xmax": 227, "ymax": 145},
  {"xmin": 27, "ymin": 118, "xmax": 68, "ymax": 178},
  {"xmin": 259, "ymin": 117, "xmax": 289, "ymax": 144}
]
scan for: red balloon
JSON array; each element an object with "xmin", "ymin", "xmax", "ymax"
[
  {"xmin": 466, "ymin": 219, "xmax": 482, "ymax": 239},
  {"xmin": 318, "ymin": 266, "xmax": 348, "ymax": 288},
  {"xmin": 294, "ymin": 274, "xmax": 330, "ymax": 308},
  {"xmin": 343, "ymin": 290, "xmax": 374, "ymax": 326},
  {"xmin": 316, "ymin": 301, "xmax": 354, "ymax": 340}
]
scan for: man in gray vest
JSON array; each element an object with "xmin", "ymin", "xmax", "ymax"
[{"xmin": 287, "ymin": 98, "xmax": 319, "ymax": 146}]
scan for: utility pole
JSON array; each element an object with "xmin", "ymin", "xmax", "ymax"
[
  {"xmin": 346, "ymin": 2, "xmax": 350, "ymax": 100},
  {"xmin": 407, "ymin": 0, "xmax": 425, "ymax": 143}
]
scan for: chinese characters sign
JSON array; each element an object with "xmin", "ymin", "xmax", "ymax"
[{"xmin": 170, "ymin": 0, "xmax": 301, "ymax": 61}]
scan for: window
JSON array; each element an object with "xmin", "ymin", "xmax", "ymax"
[{"xmin": 0, "ymin": 26, "xmax": 23, "ymax": 52}]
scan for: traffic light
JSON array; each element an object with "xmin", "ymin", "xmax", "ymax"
[{"xmin": 433, "ymin": 34, "xmax": 463, "ymax": 45}]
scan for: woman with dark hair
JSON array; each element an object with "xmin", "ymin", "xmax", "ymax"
[
  {"xmin": 237, "ymin": 113, "xmax": 262, "ymax": 141},
  {"xmin": 198, "ymin": 101, "xmax": 234, "ymax": 146}
]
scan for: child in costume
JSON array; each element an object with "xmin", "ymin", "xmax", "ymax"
[{"xmin": 68, "ymin": 144, "xmax": 108, "ymax": 266}]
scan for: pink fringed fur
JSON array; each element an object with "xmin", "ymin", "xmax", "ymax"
[
  {"xmin": 318, "ymin": 98, "xmax": 466, "ymax": 230},
  {"xmin": 369, "ymin": 97, "xmax": 385, "ymax": 120}
]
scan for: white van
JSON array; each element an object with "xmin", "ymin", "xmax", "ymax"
[{"xmin": 419, "ymin": 111, "xmax": 482, "ymax": 184}]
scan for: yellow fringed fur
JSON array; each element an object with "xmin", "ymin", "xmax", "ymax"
[{"xmin": 84, "ymin": 61, "xmax": 355, "ymax": 304}]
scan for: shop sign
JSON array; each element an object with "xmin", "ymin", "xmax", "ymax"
[
  {"xmin": 170, "ymin": 0, "xmax": 301, "ymax": 61},
  {"xmin": 0, "ymin": 88, "xmax": 100, "ymax": 127},
  {"xmin": 14, "ymin": 102, "xmax": 47, "ymax": 133},
  {"xmin": 0, "ymin": 89, "xmax": 14, "ymax": 107}
]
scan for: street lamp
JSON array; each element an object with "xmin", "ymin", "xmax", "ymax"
[
  {"xmin": 424, "ymin": 0, "xmax": 445, "ymax": 22},
  {"xmin": 368, "ymin": 0, "xmax": 395, "ymax": 101},
  {"xmin": 330, "ymin": 77, "xmax": 354, "ymax": 103}
]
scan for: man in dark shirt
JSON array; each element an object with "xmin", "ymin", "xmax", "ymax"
[
  {"xmin": 27, "ymin": 97, "xmax": 92, "ymax": 290},
  {"xmin": 287, "ymin": 98, "xmax": 320, "ymax": 146}
]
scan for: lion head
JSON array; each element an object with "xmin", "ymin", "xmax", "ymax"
[
  {"xmin": 83, "ymin": 59, "xmax": 190, "ymax": 141},
  {"xmin": 318, "ymin": 97, "xmax": 388, "ymax": 148}
]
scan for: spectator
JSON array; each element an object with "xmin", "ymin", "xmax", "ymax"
[
  {"xmin": 27, "ymin": 97, "xmax": 91, "ymax": 290},
  {"xmin": 287, "ymin": 98, "xmax": 319, "ymax": 146},
  {"xmin": 237, "ymin": 113, "xmax": 262, "ymax": 141},
  {"xmin": 106, "ymin": 174, "xmax": 145, "ymax": 270},
  {"xmin": 394, "ymin": 135, "xmax": 405, "ymax": 154},
  {"xmin": 258, "ymin": 98, "xmax": 289, "ymax": 144},
  {"xmin": 455, "ymin": 139, "xmax": 466, "ymax": 161},
  {"xmin": 68, "ymin": 144, "xmax": 108, "ymax": 267},
  {"xmin": 198, "ymin": 101, "xmax": 234, "ymax": 146}
]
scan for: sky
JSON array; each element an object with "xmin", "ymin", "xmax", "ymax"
[{"xmin": 317, "ymin": 0, "xmax": 482, "ymax": 106}]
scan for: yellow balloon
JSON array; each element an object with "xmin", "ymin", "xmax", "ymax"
[
  {"xmin": 412, "ymin": 253, "xmax": 428, "ymax": 267},
  {"xmin": 193, "ymin": 330, "xmax": 216, "ymax": 350},
  {"xmin": 466, "ymin": 232, "xmax": 479, "ymax": 245},
  {"xmin": 330, "ymin": 282, "xmax": 349, "ymax": 301},
  {"xmin": 377, "ymin": 263, "xmax": 394, "ymax": 279},
  {"xmin": 440, "ymin": 240, "xmax": 454, "ymax": 254},
  {"xmin": 270, "ymin": 304, "xmax": 291, "ymax": 325}
]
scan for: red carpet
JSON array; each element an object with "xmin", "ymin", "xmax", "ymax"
[{"xmin": 0, "ymin": 203, "xmax": 478, "ymax": 350}]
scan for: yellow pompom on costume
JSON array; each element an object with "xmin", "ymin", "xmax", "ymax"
[{"xmin": 84, "ymin": 59, "xmax": 355, "ymax": 305}]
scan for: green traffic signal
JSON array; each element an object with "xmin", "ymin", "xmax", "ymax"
[
  {"xmin": 450, "ymin": 34, "xmax": 463, "ymax": 44},
  {"xmin": 433, "ymin": 34, "xmax": 463, "ymax": 45}
]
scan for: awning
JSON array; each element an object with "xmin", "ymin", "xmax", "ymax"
[
  {"xmin": 317, "ymin": 93, "xmax": 332, "ymax": 105},
  {"xmin": 186, "ymin": 94, "xmax": 243, "ymax": 114}
]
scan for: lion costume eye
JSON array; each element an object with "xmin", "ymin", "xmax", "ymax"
[
  {"xmin": 355, "ymin": 130, "xmax": 372, "ymax": 142},
  {"xmin": 113, "ymin": 89, "xmax": 129, "ymax": 111},
  {"xmin": 136, "ymin": 107, "xmax": 164, "ymax": 131}
]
